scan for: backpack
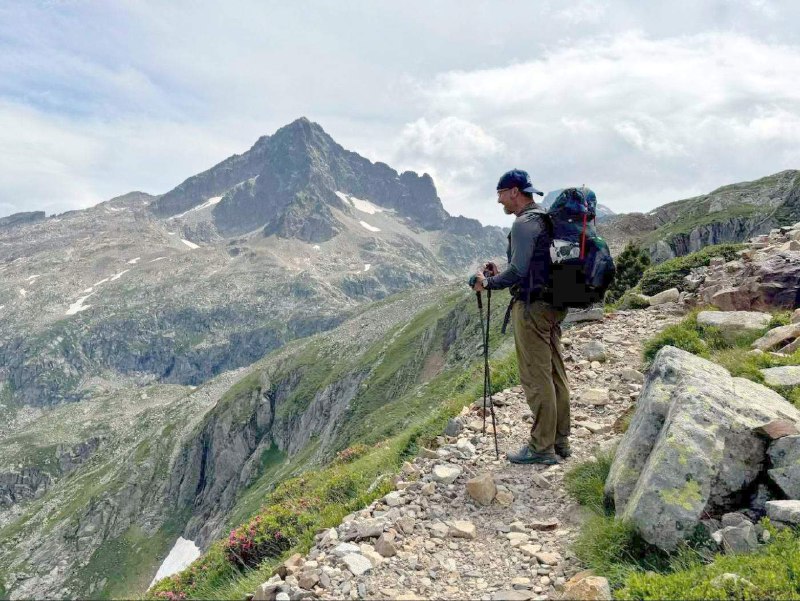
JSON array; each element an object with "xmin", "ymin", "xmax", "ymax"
[{"xmin": 541, "ymin": 187, "xmax": 616, "ymax": 308}]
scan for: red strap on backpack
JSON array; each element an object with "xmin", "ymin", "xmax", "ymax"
[{"xmin": 579, "ymin": 210, "xmax": 588, "ymax": 259}]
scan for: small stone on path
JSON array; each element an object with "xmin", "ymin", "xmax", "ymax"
[
  {"xmin": 432, "ymin": 464, "xmax": 462, "ymax": 484},
  {"xmin": 450, "ymin": 520, "xmax": 477, "ymax": 539},
  {"xmin": 466, "ymin": 472, "xmax": 497, "ymax": 505},
  {"xmin": 581, "ymin": 388, "xmax": 609, "ymax": 406},
  {"xmin": 342, "ymin": 553, "xmax": 372, "ymax": 576}
]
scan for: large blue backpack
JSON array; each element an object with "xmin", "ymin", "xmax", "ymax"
[{"xmin": 542, "ymin": 187, "xmax": 616, "ymax": 308}]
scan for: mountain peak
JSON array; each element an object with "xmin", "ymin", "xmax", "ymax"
[{"xmin": 152, "ymin": 118, "xmax": 450, "ymax": 234}]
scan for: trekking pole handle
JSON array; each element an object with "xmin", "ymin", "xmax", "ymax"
[{"xmin": 475, "ymin": 290, "xmax": 483, "ymax": 309}]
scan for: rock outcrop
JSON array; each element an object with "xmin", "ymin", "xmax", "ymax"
[
  {"xmin": 687, "ymin": 222, "xmax": 800, "ymax": 311},
  {"xmin": 606, "ymin": 345, "xmax": 800, "ymax": 551},
  {"xmin": 646, "ymin": 170, "xmax": 800, "ymax": 262},
  {"xmin": 768, "ymin": 435, "xmax": 800, "ymax": 499}
]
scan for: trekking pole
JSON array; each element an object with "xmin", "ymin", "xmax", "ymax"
[
  {"xmin": 475, "ymin": 291, "xmax": 488, "ymax": 435},
  {"xmin": 485, "ymin": 288, "xmax": 500, "ymax": 459},
  {"xmin": 475, "ymin": 289, "xmax": 500, "ymax": 459}
]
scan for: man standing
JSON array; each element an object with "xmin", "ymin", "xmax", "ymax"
[{"xmin": 472, "ymin": 169, "xmax": 570, "ymax": 465}]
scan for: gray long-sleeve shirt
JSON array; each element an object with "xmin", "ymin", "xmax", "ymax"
[{"xmin": 485, "ymin": 203, "xmax": 546, "ymax": 290}]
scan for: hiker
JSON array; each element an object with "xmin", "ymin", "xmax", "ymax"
[{"xmin": 471, "ymin": 169, "xmax": 570, "ymax": 465}]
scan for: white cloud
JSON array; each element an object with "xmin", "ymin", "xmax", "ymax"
[
  {"xmin": 397, "ymin": 117, "xmax": 504, "ymax": 162},
  {"xmin": 552, "ymin": 0, "xmax": 608, "ymax": 24},
  {"xmin": 393, "ymin": 117, "xmax": 506, "ymax": 224},
  {"xmin": 399, "ymin": 31, "xmax": 800, "ymax": 221},
  {"xmin": 2, "ymin": 2, "xmax": 800, "ymax": 228},
  {"xmin": 0, "ymin": 100, "xmax": 245, "ymax": 215}
]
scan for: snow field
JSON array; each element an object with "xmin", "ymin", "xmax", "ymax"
[
  {"xmin": 359, "ymin": 220, "xmax": 381, "ymax": 233},
  {"xmin": 150, "ymin": 537, "xmax": 201, "ymax": 587}
]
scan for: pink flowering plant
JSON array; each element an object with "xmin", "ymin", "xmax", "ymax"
[
  {"xmin": 333, "ymin": 443, "xmax": 369, "ymax": 465},
  {"xmin": 223, "ymin": 500, "xmax": 314, "ymax": 569}
]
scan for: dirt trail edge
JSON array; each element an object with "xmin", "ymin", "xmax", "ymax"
[{"xmin": 254, "ymin": 305, "xmax": 684, "ymax": 601}]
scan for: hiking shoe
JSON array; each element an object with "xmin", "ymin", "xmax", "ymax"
[
  {"xmin": 555, "ymin": 439, "xmax": 572, "ymax": 458},
  {"xmin": 507, "ymin": 446, "xmax": 559, "ymax": 465}
]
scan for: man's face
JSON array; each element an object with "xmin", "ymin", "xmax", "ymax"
[{"xmin": 497, "ymin": 187, "xmax": 518, "ymax": 214}]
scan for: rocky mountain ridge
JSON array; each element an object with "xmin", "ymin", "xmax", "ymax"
[
  {"xmin": 597, "ymin": 169, "xmax": 800, "ymax": 260},
  {"xmin": 0, "ymin": 118, "xmax": 505, "ymax": 410}
]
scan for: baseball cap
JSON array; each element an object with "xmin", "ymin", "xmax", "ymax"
[{"xmin": 496, "ymin": 169, "xmax": 544, "ymax": 196}]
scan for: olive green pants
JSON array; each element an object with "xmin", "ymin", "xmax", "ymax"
[{"xmin": 512, "ymin": 300, "xmax": 570, "ymax": 452}]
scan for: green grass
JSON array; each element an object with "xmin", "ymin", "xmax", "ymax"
[
  {"xmin": 641, "ymin": 309, "xmax": 800, "ymax": 408},
  {"xmin": 617, "ymin": 524, "xmax": 800, "ymax": 600},
  {"xmin": 67, "ymin": 514, "xmax": 188, "ymax": 600},
  {"xmin": 564, "ymin": 450, "xmax": 615, "ymax": 514},
  {"xmin": 564, "ymin": 452, "xmax": 679, "ymax": 589},
  {"xmin": 638, "ymin": 244, "xmax": 745, "ymax": 296},
  {"xmin": 642, "ymin": 312, "xmax": 711, "ymax": 363},
  {"xmin": 147, "ymin": 330, "xmax": 520, "ymax": 600}
]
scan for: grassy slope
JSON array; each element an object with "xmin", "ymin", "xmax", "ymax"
[
  {"xmin": 640, "ymin": 170, "xmax": 798, "ymax": 249},
  {"xmin": 0, "ymin": 384, "xmax": 205, "ymax": 599},
  {"xmin": 148, "ymin": 289, "xmax": 517, "ymax": 599}
]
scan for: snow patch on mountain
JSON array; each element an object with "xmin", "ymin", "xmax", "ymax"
[
  {"xmin": 335, "ymin": 191, "xmax": 383, "ymax": 215},
  {"xmin": 66, "ymin": 293, "xmax": 93, "ymax": 316},
  {"xmin": 19, "ymin": 289, "xmax": 26, "ymax": 298},
  {"xmin": 171, "ymin": 196, "xmax": 224, "ymax": 219},
  {"xmin": 150, "ymin": 537, "xmax": 201, "ymax": 588},
  {"xmin": 181, "ymin": 239, "xmax": 200, "ymax": 250},
  {"xmin": 109, "ymin": 270, "xmax": 129, "ymax": 282},
  {"xmin": 359, "ymin": 221, "xmax": 381, "ymax": 233},
  {"xmin": 128, "ymin": 257, "xmax": 141, "ymax": 265},
  {"xmin": 364, "ymin": 264, "xmax": 371, "ymax": 272},
  {"xmin": 150, "ymin": 257, "xmax": 166, "ymax": 263}
]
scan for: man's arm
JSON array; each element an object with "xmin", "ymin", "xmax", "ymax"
[{"xmin": 484, "ymin": 215, "xmax": 543, "ymax": 290}]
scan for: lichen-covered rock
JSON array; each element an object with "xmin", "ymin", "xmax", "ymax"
[
  {"xmin": 768, "ymin": 435, "xmax": 800, "ymax": 499},
  {"xmin": 696, "ymin": 310, "xmax": 771, "ymax": 343},
  {"xmin": 648, "ymin": 288, "xmax": 680, "ymax": 306},
  {"xmin": 766, "ymin": 500, "xmax": 800, "ymax": 525},
  {"xmin": 761, "ymin": 366, "xmax": 800, "ymax": 387},
  {"xmin": 606, "ymin": 346, "xmax": 800, "ymax": 551}
]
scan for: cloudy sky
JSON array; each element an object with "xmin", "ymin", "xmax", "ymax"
[{"xmin": 1, "ymin": 0, "xmax": 799, "ymax": 226}]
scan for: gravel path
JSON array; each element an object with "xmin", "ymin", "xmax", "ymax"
[{"xmin": 253, "ymin": 305, "xmax": 684, "ymax": 601}]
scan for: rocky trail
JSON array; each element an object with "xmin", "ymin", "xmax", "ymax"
[{"xmin": 252, "ymin": 304, "xmax": 685, "ymax": 601}]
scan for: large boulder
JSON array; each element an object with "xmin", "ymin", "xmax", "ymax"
[
  {"xmin": 696, "ymin": 311, "xmax": 771, "ymax": 343},
  {"xmin": 649, "ymin": 288, "xmax": 680, "ymax": 306},
  {"xmin": 752, "ymin": 323, "xmax": 800, "ymax": 351},
  {"xmin": 605, "ymin": 346, "xmax": 800, "ymax": 551},
  {"xmin": 760, "ymin": 366, "xmax": 800, "ymax": 387},
  {"xmin": 768, "ymin": 435, "xmax": 800, "ymax": 499}
]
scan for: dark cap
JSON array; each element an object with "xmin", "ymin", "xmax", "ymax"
[{"xmin": 496, "ymin": 169, "xmax": 544, "ymax": 196}]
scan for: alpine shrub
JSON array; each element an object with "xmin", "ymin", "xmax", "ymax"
[
  {"xmin": 223, "ymin": 502, "xmax": 311, "ymax": 568},
  {"xmin": 605, "ymin": 242, "xmax": 650, "ymax": 304},
  {"xmin": 639, "ymin": 244, "xmax": 744, "ymax": 296}
]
